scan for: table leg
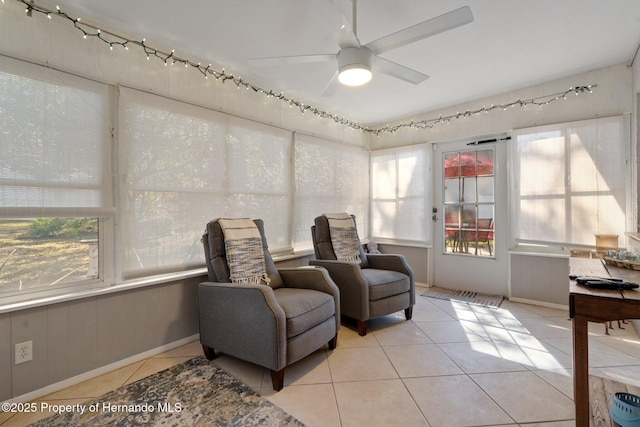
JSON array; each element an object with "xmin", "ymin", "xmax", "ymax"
[{"xmin": 572, "ymin": 316, "xmax": 589, "ymax": 426}]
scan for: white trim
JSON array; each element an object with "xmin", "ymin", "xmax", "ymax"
[
  {"xmin": 507, "ymin": 245, "xmax": 570, "ymax": 258},
  {"xmin": 507, "ymin": 297, "xmax": 569, "ymax": 311},
  {"xmin": 373, "ymin": 240, "xmax": 432, "ymax": 249},
  {"xmin": 0, "ymin": 207, "xmax": 117, "ymax": 218},
  {"xmin": 272, "ymin": 249, "xmax": 314, "ymax": 261},
  {"xmin": 0, "ymin": 269, "xmax": 207, "ymax": 314}
]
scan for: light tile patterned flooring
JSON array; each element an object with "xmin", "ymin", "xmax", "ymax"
[{"xmin": 2, "ymin": 285, "xmax": 640, "ymax": 427}]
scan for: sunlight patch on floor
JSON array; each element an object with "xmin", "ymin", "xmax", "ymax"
[{"xmin": 452, "ymin": 302, "xmax": 568, "ymax": 373}]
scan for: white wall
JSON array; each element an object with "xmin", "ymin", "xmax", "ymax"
[{"xmin": 370, "ymin": 64, "xmax": 633, "ymax": 150}]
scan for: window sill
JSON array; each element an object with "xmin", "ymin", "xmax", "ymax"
[
  {"xmin": 369, "ymin": 239, "xmax": 432, "ymax": 249},
  {"xmin": 273, "ymin": 248, "xmax": 315, "ymax": 261},
  {"xmin": 0, "ymin": 268, "xmax": 208, "ymax": 315},
  {"xmin": 508, "ymin": 245, "xmax": 570, "ymax": 258},
  {"xmin": 0, "ymin": 251, "xmax": 317, "ymax": 314}
]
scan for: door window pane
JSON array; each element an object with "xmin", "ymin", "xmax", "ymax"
[{"xmin": 443, "ymin": 148, "xmax": 495, "ymax": 257}]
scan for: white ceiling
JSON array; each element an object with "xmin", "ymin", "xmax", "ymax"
[{"xmin": 44, "ymin": 0, "xmax": 640, "ymax": 126}]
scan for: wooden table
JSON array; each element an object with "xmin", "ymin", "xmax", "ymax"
[{"xmin": 569, "ymin": 258, "xmax": 640, "ymax": 426}]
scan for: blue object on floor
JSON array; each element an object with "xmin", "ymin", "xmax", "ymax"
[{"xmin": 611, "ymin": 392, "xmax": 640, "ymax": 427}]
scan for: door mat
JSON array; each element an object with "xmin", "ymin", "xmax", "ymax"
[{"xmin": 422, "ymin": 287, "xmax": 504, "ymax": 308}]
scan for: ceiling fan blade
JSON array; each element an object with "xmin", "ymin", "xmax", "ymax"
[
  {"xmin": 249, "ymin": 54, "xmax": 335, "ymax": 67},
  {"xmin": 372, "ymin": 56, "xmax": 429, "ymax": 84},
  {"xmin": 365, "ymin": 6, "xmax": 474, "ymax": 55},
  {"xmin": 330, "ymin": 0, "xmax": 361, "ymax": 48},
  {"xmin": 321, "ymin": 71, "xmax": 340, "ymax": 96}
]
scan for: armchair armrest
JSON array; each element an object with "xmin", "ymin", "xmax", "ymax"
[
  {"xmin": 279, "ymin": 267, "xmax": 338, "ymax": 295},
  {"xmin": 198, "ymin": 282, "xmax": 286, "ymax": 371},
  {"xmin": 366, "ymin": 254, "xmax": 414, "ymax": 277},
  {"xmin": 309, "ymin": 260, "xmax": 369, "ymax": 321},
  {"xmin": 279, "ymin": 267, "xmax": 341, "ymax": 329}
]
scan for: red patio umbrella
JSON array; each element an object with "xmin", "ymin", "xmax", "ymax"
[{"xmin": 444, "ymin": 150, "xmax": 493, "ymax": 178}]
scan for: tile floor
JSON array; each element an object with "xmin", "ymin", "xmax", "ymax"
[{"xmin": 2, "ymin": 285, "xmax": 640, "ymax": 427}]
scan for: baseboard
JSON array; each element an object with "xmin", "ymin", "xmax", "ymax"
[
  {"xmin": 631, "ymin": 319, "xmax": 640, "ymax": 336},
  {"xmin": 507, "ymin": 296, "xmax": 569, "ymax": 311},
  {"xmin": 4, "ymin": 334, "xmax": 200, "ymax": 404}
]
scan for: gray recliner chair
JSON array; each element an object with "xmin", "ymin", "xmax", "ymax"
[
  {"xmin": 199, "ymin": 218, "xmax": 340, "ymax": 391},
  {"xmin": 310, "ymin": 214, "xmax": 414, "ymax": 336}
]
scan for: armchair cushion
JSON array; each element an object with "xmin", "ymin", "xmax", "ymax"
[
  {"xmin": 362, "ymin": 269, "xmax": 411, "ymax": 301},
  {"xmin": 274, "ymin": 288, "xmax": 336, "ymax": 338}
]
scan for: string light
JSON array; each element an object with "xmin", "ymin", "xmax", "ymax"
[
  {"xmin": 370, "ymin": 85, "xmax": 597, "ymax": 136},
  {"xmin": 11, "ymin": 0, "xmax": 597, "ymax": 135}
]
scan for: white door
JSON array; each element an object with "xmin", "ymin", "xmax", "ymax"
[{"xmin": 431, "ymin": 137, "xmax": 508, "ymax": 296}]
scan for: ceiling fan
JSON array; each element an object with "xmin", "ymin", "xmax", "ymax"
[{"xmin": 249, "ymin": 1, "xmax": 474, "ymax": 94}]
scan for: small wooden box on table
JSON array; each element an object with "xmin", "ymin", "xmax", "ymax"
[{"xmin": 569, "ymin": 257, "xmax": 640, "ymax": 426}]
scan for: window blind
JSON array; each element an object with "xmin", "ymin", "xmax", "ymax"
[
  {"xmin": 118, "ymin": 87, "xmax": 291, "ymax": 278},
  {"xmin": 512, "ymin": 115, "xmax": 629, "ymax": 247},
  {"xmin": 0, "ymin": 56, "xmax": 112, "ymax": 218},
  {"xmin": 293, "ymin": 134, "xmax": 369, "ymax": 250},
  {"xmin": 370, "ymin": 143, "xmax": 431, "ymax": 243}
]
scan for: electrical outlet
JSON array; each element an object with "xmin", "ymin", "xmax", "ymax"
[{"xmin": 15, "ymin": 340, "xmax": 33, "ymax": 365}]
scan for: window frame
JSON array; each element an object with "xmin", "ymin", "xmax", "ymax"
[
  {"xmin": 441, "ymin": 148, "xmax": 496, "ymax": 257},
  {"xmin": 510, "ymin": 115, "xmax": 633, "ymax": 249},
  {"xmin": 0, "ymin": 56, "xmax": 114, "ymax": 304}
]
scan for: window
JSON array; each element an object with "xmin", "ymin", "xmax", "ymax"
[
  {"xmin": 443, "ymin": 148, "xmax": 495, "ymax": 256},
  {"xmin": 512, "ymin": 116, "xmax": 629, "ymax": 247},
  {"xmin": 294, "ymin": 134, "xmax": 369, "ymax": 250},
  {"xmin": 371, "ymin": 144, "xmax": 430, "ymax": 243},
  {"xmin": 1, "ymin": 59, "xmax": 375, "ymax": 304},
  {"xmin": 0, "ymin": 56, "xmax": 112, "ymax": 300},
  {"xmin": 118, "ymin": 88, "xmax": 291, "ymax": 279}
]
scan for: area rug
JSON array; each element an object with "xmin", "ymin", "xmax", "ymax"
[
  {"xmin": 30, "ymin": 356, "xmax": 306, "ymax": 427},
  {"xmin": 422, "ymin": 287, "xmax": 504, "ymax": 308}
]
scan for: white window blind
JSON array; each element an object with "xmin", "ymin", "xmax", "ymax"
[
  {"xmin": 512, "ymin": 115, "xmax": 629, "ymax": 247},
  {"xmin": 293, "ymin": 134, "xmax": 369, "ymax": 250},
  {"xmin": 370, "ymin": 144, "xmax": 431, "ymax": 243},
  {"xmin": 0, "ymin": 56, "xmax": 112, "ymax": 218},
  {"xmin": 118, "ymin": 87, "xmax": 291, "ymax": 278}
]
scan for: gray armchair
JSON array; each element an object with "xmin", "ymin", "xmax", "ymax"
[
  {"xmin": 199, "ymin": 219, "xmax": 340, "ymax": 391},
  {"xmin": 310, "ymin": 214, "xmax": 414, "ymax": 336}
]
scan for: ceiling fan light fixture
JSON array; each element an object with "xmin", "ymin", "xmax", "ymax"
[
  {"xmin": 337, "ymin": 47, "xmax": 373, "ymax": 86},
  {"xmin": 338, "ymin": 65, "xmax": 372, "ymax": 86}
]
